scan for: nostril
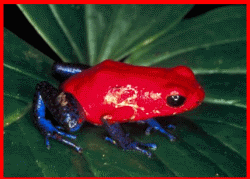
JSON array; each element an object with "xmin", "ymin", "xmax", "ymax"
[{"xmin": 196, "ymin": 101, "xmax": 201, "ymax": 105}]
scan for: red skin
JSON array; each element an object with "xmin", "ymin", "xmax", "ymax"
[{"xmin": 61, "ymin": 60, "xmax": 205, "ymax": 125}]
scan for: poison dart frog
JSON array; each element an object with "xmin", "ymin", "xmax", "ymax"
[{"xmin": 33, "ymin": 59, "xmax": 205, "ymax": 157}]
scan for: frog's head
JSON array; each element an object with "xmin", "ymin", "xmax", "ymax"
[
  {"xmin": 159, "ymin": 66, "xmax": 205, "ymax": 116},
  {"xmin": 54, "ymin": 92, "xmax": 86, "ymax": 132},
  {"xmin": 138, "ymin": 66, "xmax": 205, "ymax": 119}
]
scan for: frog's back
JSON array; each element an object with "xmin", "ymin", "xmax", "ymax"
[
  {"xmin": 61, "ymin": 60, "xmax": 175, "ymax": 91},
  {"xmin": 94, "ymin": 60, "xmax": 171, "ymax": 81}
]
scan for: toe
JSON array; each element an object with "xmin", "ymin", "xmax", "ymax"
[{"xmin": 56, "ymin": 130, "xmax": 77, "ymax": 140}]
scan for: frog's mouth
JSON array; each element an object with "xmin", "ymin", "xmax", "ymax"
[{"xmin": 186, "ymin": 86, "xmax": 205, "ymax": 111}]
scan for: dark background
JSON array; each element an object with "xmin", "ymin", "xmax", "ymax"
[{"xmin": 4, "ymin": 4, "xmax": 231, "ymax": 63}]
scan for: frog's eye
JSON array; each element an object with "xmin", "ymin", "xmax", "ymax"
[{"xmin": 166, "ymin": 95, "xmax": 186, "ymax": 107}]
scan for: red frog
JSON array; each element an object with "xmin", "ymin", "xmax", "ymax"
[{"xmin": 33, "ymin": 60, "xmax": 205, "ymax": 157}]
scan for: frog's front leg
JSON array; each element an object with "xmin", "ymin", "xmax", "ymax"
[
  {"xmin": 102, "ymin": 117, "xmax": 157, "ymax": 158},
  {"xmin": 33, "ymin": 81, "xmax": 85, "ymax": 153},
  {"xmin": 144, "ymin": 118, "xmax": 176, "ymax": 142}
]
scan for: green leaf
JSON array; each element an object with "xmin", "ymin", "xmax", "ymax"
[
  {"xmin": 199, "ymin": 74, "xmax": 246, "ymax": 109},
  {"xmin": 4, "ymin": 28, "xmax": 58, "ymax": 127},
  {"xmin": 17, "ymin": 4, "xmax": 89, "ymax": 63},
  {"xmin": 4, "ymin": 5, "xmax": 246, "ymax": 177},
  {"xmin": 126, "ymin": 5, "xmax": 246, "ymax": 70},
  {"xmin": 85, "ymin": 5, "xmax": 194, "ymax": 64}
]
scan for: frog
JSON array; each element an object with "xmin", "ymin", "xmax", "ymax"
[{"xmin": 33, "ymin": 59, "xmax": 205, "ymax": 157}]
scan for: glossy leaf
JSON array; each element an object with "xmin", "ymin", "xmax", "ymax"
[
  {"xmin": 4, "ymin": 29, "xmax": 58, "ymax": 127},
  {"xmin": 126, "ymin": 6, "xmax": 246, "ymax": 70},
  {"xmin": 4, "ymin": 5, "xmax": 246, "ymax": 177},
  {"xmin": 17, "ymin": 4, "xmax": 88, "ymax": 63}
]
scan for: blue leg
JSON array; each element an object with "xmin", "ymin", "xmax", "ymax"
[
  {"xmin": 145, "ymin": 126, "xmax": 154, "ymax": 135},
  {"xmin": 144, "ymin": 118, "xmax": 176, "ymax": 142},
  {"xmin": 102, "ymin": 118, "xmax": 157, "ymax": 158},
  {"xmin": 45, "ymin": 132, "xmax": 82, "ymax": 153},
  {"xmin": 56, "ymin": 130, "xmax": 77, "ymax": 140},
  {"xmin": 33, "ymin": 82, "xmax": 84, "ymax": 153},
  {"xmin": 52, "ymin": 62, "xmax": 90, "ymax": 82},
  {"xmin": 167, "ymin": 124, "xmax": 176, "ymax": 130}
]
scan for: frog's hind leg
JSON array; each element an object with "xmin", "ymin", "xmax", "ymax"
[
  {"xmin": 52, "ymin": 62, "xmax": 91, "ymax": 82},
  {"xmin": 33, "ymin": 81, "xmax": 83, "ymax": 153},
  {"xmin": 102, "ymin": 118, "xmax": 157, "ymax": 158}
]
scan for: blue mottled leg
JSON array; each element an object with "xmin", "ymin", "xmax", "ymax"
[
  {"xmin": 33, "ymin": 82, "xmax": 83, "ymax": 153},
  {"xmin": 102, "ymin": 118, "xmax": 156, "ymax": 158},
  {"xmin": 144, "ymin": 118, "xmax": 176, "ymax": 142},
  {"xmin": 52, "ymin": 62, "xmax": 90, "ymax": 82}
]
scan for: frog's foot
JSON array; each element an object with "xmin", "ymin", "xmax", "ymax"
[
  {"xmin": 144, "ymin": 118, "xmax": 176, "ymax": 142},
  {"xmin": 102, "ymin": 118, "xmax": 156, "ymax": 158},
  {"xmin": 35, "ymin": 109, "xmax": 82, "ymax": 153},
  {"xmin": 105, "ymin": 136, "xmax": 156, "ymax": 158},
  {"xmin": 55, "ymin": 126, "xmax": 77, "ymax": 140},
  {"xmin": 45, "ymin": 132, "xmax": 83, "ymax": 153},
  {"xmin": 124, "ymin": 141, "xmax": 156, "ymax": 158},
  {"xmin": 145, "ymin": 124, "xmax": 176, "ymax": 135}
]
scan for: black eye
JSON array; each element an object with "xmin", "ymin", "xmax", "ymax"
[{"xmin": 166, "ymin": 95, "xmax": 186, "ymax": 107}]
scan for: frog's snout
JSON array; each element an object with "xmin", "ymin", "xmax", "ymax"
[{"xmin": 195, "ymin": 85, "xmax": 205, "ymax": 106}]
